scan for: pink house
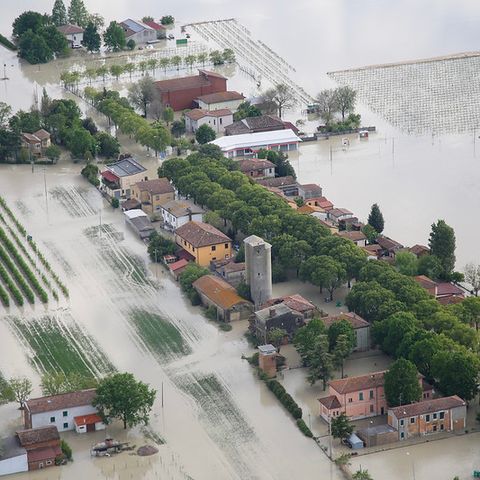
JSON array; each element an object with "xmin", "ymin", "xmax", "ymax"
[{"xmin": 318, "ymin": 371, "xmax": 433, "ymax": 421}]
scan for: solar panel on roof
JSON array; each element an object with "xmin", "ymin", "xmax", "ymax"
[{"xmin": 122, "ymin": 19, "xmax": 143, "ymax": 33}]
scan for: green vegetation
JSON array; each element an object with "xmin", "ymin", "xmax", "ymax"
[
  {"xmin": 0, "ymin": 243, "xmax": 35, "ymax": 303},
  {"xmin": 195, "ymin": 124, "xmax": 216, "ymax": 144},
  {"xmin": 103, "ymin": 21, "xmax": 126, "ymax": 52},
  {"xmin": 352, "ymin": 468, "xmax": 374, "ymax": 480},
  {"xmin": 367, "ymin": 203, "xmax": 384, "ymax": 234},
  {"xmin": 0, "ymin": 262, "xmax": 24, "ymax": 305},
  {"xmin": 233, "ymin": 101, "xmax": 261, "ymax": 122},
  {"xmin": 179, "ymin": 264, "xmax": 210, "ymax": 305},
  {"xmin": 331, "ymin": 413, "xmax": 354, "ymax": 440},
  {"xmin": 296, "ymin": 418, "xmax": 313, "ymax": 437},
  {"xmin": 256, "ymin": 149, "xmax": 296, "ymax": 178},
  {"xmin": 60, "ymin": 439, "xmax": 72, "ymax": 461},
  {"xmin": 81, "ymin": 163, "xmax": 99, "ymax": 186},
  {"xmin": 148, "ymin": 232, "xmax": 176, "ymax": 261},
  {"xmin": 1, "ymin": 377, "xmax": 32, "ymax": 408},
  {"xmin": 0, "ymin": 34, "xmax": 17, "ymax": 51},
  {"xmin": 316, "ymin": 86, "xmax": 360, "ymax": 131},
  {"xmin": 130, "ymin": 309, "xmax": 191, "ymax": 359},
  {"xmin": 267, "ymin": 379, "xmax": 302, "ymax": 419},
  {"xmin": 41, "ymin": 372, "xmax": 98, "ymax": 396},
  {"xmin": 384, "ymin": 358, "xmax": 422, "ymax": 407},
  {"xmin": 160, "ymin": 15, "xmax": 175, "ymax": 25}
]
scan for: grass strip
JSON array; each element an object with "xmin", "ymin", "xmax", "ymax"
[
  {"xmin": 0, "ymin": 34, "xmax": 16, "ymax": 51},
  {"xmin": 0, "ymin": 263, "xmax": 23, "ymax": 305}
]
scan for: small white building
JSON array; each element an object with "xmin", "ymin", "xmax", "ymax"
[
  {"xmin": 0, "ymin": 436, "xmax": 28, "ymax": 477},
  {"xmin": 185, "ymin": 109, "xmax": 233, "ymax": 133},
  {"xmin": 23, "ymin": 389, "xmax": 105, "ymax": 433},
  {"xmin": 57, "ymin": 24, "xmax": 84, "ymax": 48},
  {"xmin": 210, "ymin": 129, "xmax": 301, "ymax": 158},
  {"xmin": 195, "ymin": 91, "xmax": 245, "ymax": 112},
  {"xmin": 160, "ymin": 199, "xmax": 204, "ymax": 232},
  {"xmin": 119, "ymin": 19, "xmax": 157, "ymax": 45},
  {"xmin": 124, "ymin": 209, "xmax": 155, "ymax": 240}
]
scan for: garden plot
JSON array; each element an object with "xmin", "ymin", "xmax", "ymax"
[
  {"xmin": 5, "ymin": 313, "xmax": 115, "ymax": 377},
  {"xmin": 329, "ymin": 53, "xmax": 480, "ymax": 134},
  {"xmin": 49, "ymin": 185, "xmax": 99, "ymax": 218}
]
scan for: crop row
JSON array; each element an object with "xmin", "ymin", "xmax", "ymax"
[
  {"xmin": 0, "ymin": 197, "xmax": 26, "ymax": 236},
  {"xmin": 0, "ymin": 282, "xmax": 9, "ymax": 307},
  {"xmin": 0, "ymin": 227, "xmax": 47, "ymax": 303},
  {"xmin": 0, "ymin": 262, "xmax": 23, "ymax": 306},
  {"xmin": 0, "ymin": 244, "xmax": 35, "ymax": 303}
]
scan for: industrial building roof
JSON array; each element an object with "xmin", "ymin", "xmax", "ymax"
[
  {"xmin": 106, "ymin": 157, "xmax": 146, "ymax": 177},
  {"xmin": 210, "ymin": 129, "xmax": 300, "ymax": 151}
]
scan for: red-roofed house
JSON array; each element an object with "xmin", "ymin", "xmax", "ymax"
[
  {"xmin": 16, "ymin": 426, "xmax": 61, "ymax": 471},
  {"xmin": 237, "ymin": 159, "xmax": 275, "ymax": 179},
  {"xmin": 195, "ymin": 91, "xmax": 245, "ymax": 111},
  {"xmin": 57, "ymin": 24, "xmax": 84, "ymax": 47},
  {"xmin": 336, "ymin": 230, "xmax": 367, "ymax": 247},
  {"xmin": 155, "ymin": 70, "xmax": 227, "ymax": 111},
  {"xmin": 73, "ymin": 413, "xmax": 105, "ymax": 434},
  {"xmin": 169, "ymin": 258, "xmax": 189, "ymax": 280},
  {"xmin": 142, "ymin": 20, "xmax": 167, "ymax": 38},
  {"xmin": 261, "ymin": 294, "xmax": 317, "ymax": 319},
  {"xmin": 185, "ymin": 108, "xmax": 233, "ymax": 133},
  {"xmin": 321, "ymin": 312, "xmax": 370, "ymax": 351},
  {"xmin": 305, "ymin": 196, "xmax": 334, "ymax": 211}
]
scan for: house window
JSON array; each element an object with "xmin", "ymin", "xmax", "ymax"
[
  {"xmin": 400, "ymin": 419, "xmax": 404, "ymax": 426},
  {"xmin": 433, "ymin": 413, "xmax": 437, "ymax": 420},
  {"xmin": 359, "ymin": 392, "xmax": 364, "ymax": 401},
  {"xmin": 224, "ymin": 243, "xmax": 229, "ymax": 249},
  {"xmin": 63, "ymin": 422, "xmax": 68, "ymax": 429},
  {"xmin": 433, "ymin": 425, "xmax": 437, "ymax": 432},
  {"xmin": 212, "ymin": 257, "xmax": 216, "ymax": 261},
  {"xmin": 193, "ymin": 247, "xmax": 195, "ymax": 252},
  {"xmin": 369, "ymin": 390, "xmax": 374, "ymax": 399},
  {"xmin": 410, "ymin": 417, "xmax": 415, "ymax": 424},
  {"xmin": 400, "ymin": 432, "xmax": 405, "ymax": 439},
  {"xmin": 440, "ymin": 424, "xmax": 444, "ymax": 430},
  {"xmin": 220, "ymin": 118, "xmax": 223, "ymax": 125},
  {"xmin": 50, "ymin": 416, "xmax": 55, "ymax": 423},
  {"xmin": 439, "ymin": 411, "xmax": 445, "ymax": 419},
  {"xmin": 369, "ymin": 404, "xmax": 374, "ymax": 413},
  {"xmin": 425, "ymin": 414, "xmax": 430, "ymax": 422},
  {"xmin": 63, "ymin": 411, "xmax": 68, "ymax": 417},
  {"xmin": 348, "ymin": 398, "xmax": 352, "ymax": 403},
  {"xmin": 211, "ymin": 245, "xmax": 216, "ymax": 251},
  {"xmin": 46, "ymin": 460, "xmax": 53, "ymax": 466}
]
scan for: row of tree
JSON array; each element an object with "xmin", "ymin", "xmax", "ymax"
[{"xmin": 315, "ymin": 86, "xmax": 359, "ymax": 129}]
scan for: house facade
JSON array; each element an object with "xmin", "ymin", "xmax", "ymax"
[
  {"xmin": 155, "ymin": 70, "xmax": 227, "ymax": 111},
  {"xmin": 21, "ymin": 129, "xmax": 51, "ymax": 156},
  {"xmin": 16, "ymin": 427, "xmax": 62, "ymax": 471},
  {"xmin": 175, "ymin": 221, "xmax": 232, "ymax": 266},
  {"xmin": 130, "ymin": 178, "xmax": 175, "ymax": 216},
  {"xmin": 160, "ymin": 199, "xmax": 204, "ymax": 231},
  {"xmin": 192, "ymin": 274, "xmax": 253, "ymax": 322},
  {"xmin": 57, "ymin": 24, "xmax": 84, "ymax": 47},
  {"xmin": 298, "ymin": 184, "xmax": 323, "ymax": 200},
  {"xmin": 321, "ymin": 312, "xmax": 370, "ymax": 352},
  {"xmin": 0, "ymin": 436, "xmax": 28, "ymax": 476},
  {"xmin": 388, "ymin": 396, "xmax": 466, "ymax": 440},
  {"xmin": 237, "ymin": 159, "xmax": 275, "ymax": 179},
  {"xmin": 376, "ymin": 236, "xmax": 404, "ymax": 257},
  {"xmin": 327, "ymin": 208, "xmax": 354, "ymax": 224},
  {"xmin": 23, "ymin": 389, "xmax": 103, "ymax": 433},
  {"xmin": 254, "ymin": 303, "xmax": 305, "ymax": 342},
  {"xmin": 213, "ymin": 259, "xmax": 246, "ymax": 287},
  {"xmin": 195, "ymin": 91, "xmax": 245, "ymax": 111},
  {"xmin": 184, "ymin": 108, "xmax": 233, "ymax": 133},
  {"xmin": 120, "ymin": 19, "xmax": 157, "ymax": 44},
  {"xmin": 336, "ymin": 230, "xmax": 367, "ymax": 247},
  {"xmin": 100, "ymin": 156, "xmax": 148, "ymax": 199}
]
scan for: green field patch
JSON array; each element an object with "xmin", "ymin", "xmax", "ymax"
[
  {"xmin": 5, "ymin": 314, "xmax": 115, "ymax": 378},
  {"xmin": 130, "ymin": 309, "xmax": 191, "ymax": 359}
]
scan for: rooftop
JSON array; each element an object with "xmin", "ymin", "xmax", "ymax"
[
  {"xmin": 257, "ymin": 175, "xmax": 298, "ymax": 188},
  {"xmin": 414, "ymin": 275, "xmax": 438, "ymax": 290},
  {"xmin": 337, "ymin": 230, "xmax": 367, "ymax": 242},
  {"xmin": 322, "ymin": 312, "xmax": 370, "ymax": 329},
  {"xmin": 120, "ymin": 18, "xmax": 154, "ymax": 33},
  {"xmin": 175, "ymin": 221, "xmax": 231, "ymax": 248},
  {"xmin": 25, "ymin": 389, "xmax": 96, "ymax": 414},
  {"xmin": 57, "ymin": 24, "xmax": 84, "ymax": 34},
  {"xmin": 134, "ymin": 178, "xmax": 174, "ymax": 195},
  {"xmin": 255, "ymin": 303, "xmax": 297, "ymax": 323},
  {"xmin": 143, "ymin": 20, "xmax": 166, "ymax": 31},
  {"xmin": 225, "ymin": 115, "xmax": 285, "ymax": 135},
  {"xmin": 16, "ymin": 426, "xmax": 60, "ymax": 447},
  {"xmin": 192, "ymin": 275, "xmax": 248, "ymax": 309},
  {"xmin": 329, "ymin": 208, "xmax": 353, "ymax": 217},
  {"xmin": 74, "ymin": 413, "xmax": 103, "ymax": 426},
  {"xmin": 258, "ymin": 344, "xmax": 277, "ymax": 355},
  {"xmin": 160, "ymin": 199, "xmax": 204, "ymax": 218},
  {"xmin": 196, "ymin": 91, "xmax": 244, "ymax": 104},
  {"xmin": 243, "ymin": 234, "xmax": 271, "ymax": 248},
  {"xmin": 377, "ymin": 235, "xmax": 404, "ymax": 251},
  {"xmin": 409, "ymin": 244, "xmax": 430, "ymax": 256},
  {"xmin": 306, "ymin": 196, "xmax": 333, "ymax": 209},
  {"xmin": 0, "ymin": 436, "xmax": 26, "ymax": 461},
  {"xmin": 389, "ymin": 395, "xmax": 466, "ymax": 419},
  {"xmin": 329, "ymin": 371, "xmax": 386, "ymax": 394},
  {"xmin": 185, "ymin": 108, "xmax": 232, "ymax": 121},
  {"xmin": 318, "ymin": 395, "xmax": 342, "ymax": 410},
  {"xmin": 210, "ymin": 129, "xmax": 301, "ymax": 151},
  {"xmin": 237, "ymin": 159, "xmax": 275, "ymax": 172},
  {"xmin": 436, "ymin": 282, "xmax": 464, "ymax": 296},
  {"xmin": 106, "ymin": 157, "xmax": 146, "ymax": 177},
  {"xmin": 169, "ymin": 258, "xmax": 189, "ymax": 272},
  {"xmin": 261, "ymin": 294, "xmax": 316, "ymax": 314},
  {"xmin": 155, "ymin": 70, "xmax": 226, "ymax": 93},
  {"xmin": 300, "ymin": 184, "xmax": 323, "ymax": 195}
]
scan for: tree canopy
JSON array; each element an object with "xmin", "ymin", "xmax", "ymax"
[
  {"xmin": 104, "ymin": 21, "xmax": 126, "ymax": 51},
  {"xmin": 195, "ymin": 124, "xmax": 216, "ymax": 144},
  {"xmin": 429, "ymin": 220, "xmax": 456, "ymax": 278},
  {"xmin": 367, "ymin": 203, "xmax": 384, "ymax": 233},
  {"xmin": 384, "ymin": 358, "xmax": 422, "ymax": 407}
]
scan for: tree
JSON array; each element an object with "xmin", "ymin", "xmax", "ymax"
[
  {"xmin": 159, "ymin": 57, "xmax": 170, "ymax": 72},
  {"xmin": 52, "ymin": 0, "xmax": 68, "ymax": 26},
  {"xmin": 299, "ymin": 255, "xmax": 346, "ymax": 300},
  {"xmin": 195, "ymin": 124, "xmax": 216, "ymax": 144},
  {"xmin": 464, "ymin": 263, "xmax": 480, "ymax": 295},
  {"xmin": 104, "ymin": 21, "xmax": 126, "ymax": 52},
  {"xmin": 96, "ymin": 131, "xmax": 120, "ymax": 158},
  {"xmin": 331, "ymin": 413, "xmax": 354, "ymax": 440},
  {"xmin": 417, "ymin": 254, "xmax": 443, "ymax": 280},
  {"xmin": 110, "ymin": 64, "xmax": 124, "ymax": 81},
  {"xmin": 68, "ymin": 0, "xmax": 90, "ymax": 28},
  {"xmin": 88, "ymin": 13, "xmax": 105, "ymax": 30},
  {"xmin": 171, "ymin": 119, "xmax": 186, "ymax": 138},
  {"xmin": 328, "ymin": 319, "xmax": 355, "ymax": 352},
  {"xmin": 268, "ymin": 328, "xmax": 287, "ymax": 353},
  {"xmin": 316, "ymin": 89, "xmax": 338, "ymax": 126},
  {"xmin": 429, "ymin": 220, "xmax": 456, "ymax": 278},
  {"xmin": 44, "ymin": 144, "xmax": 61, "ymax": 163},
  {"xmin": 293, "ymin": 317, "xmax": 327, "ymax": 363},
  {"xmin": 179, "ymin": 264, "xmax": 210, "ymax": 304},
  {"xmin": 142, "ymin": 16, "xmax": 154, "ymax": 23},
  {"xmin": 148, "ymin": 231, "xmax": 176, "ymax": 261},
  {"xmin": 93, "ymin": 373, "xmax": 156, "ymax": 429},
  {"xmin": 12, "ymin": 11, "xmax": 47, "ymax": 38},
  {"xmin": 384, "ymin": 358, "xmax": 421, "ymax": 407},
  {"xmin": 352, "ymin": 468, "xmax": 373, "ymax": 480},
  {"xmin": 0, "ymin": 103, "xmax": 12, "ymax": 128},
  {"xmin": 41, "ymin": 372, "xmax": 98, "ymax": 396},
  {"xmin": 367, "ymin": 203, "xmax": 384, "ymax": 234},
  {"xmin": 40, "ymin": 26, "xmax": 69, "ymax": 57},
  {"xmin": 171, "ymin": 55, "xmax": 182, "ymax": 70},
  {"xmin": 184, "ymin": 54, "xmax": 197, "ymax": 70},
  {"xmin": 307, "ymin": 334, "xmax": 334, "ymax": 389},
  {"xmin": 395, "ymin": 251, "xmax": 418, "ymax": 276},
  {"xmin": 82, "ymin": 22, "xmax": 101, "ymax": 52},
  {"xmin": 18, "ymin": 31, "xmax": 53, "ymax": 64},
  {"xmin": 209, "ymin": 50, "xmax": 224, "ymax": 65},
  {"xmin": 160, "ymin": 15, "xmax": 175, "ymax": 25},
  {"xmin": 126, "ymin": 39, "xmax": 136, "ymax": 50},
  {"xmin": 162, "ymin": 106, "xmax": 174, "ymax": 125},
  {"xmin": 222, "ymin": 48, "xmax": 235, "ymax": 63},
  {"xmin": 333, "ymin": 333, "xmax": 354, "ymax": 378},
  {"xmin": 128, "ymin": 76, "xmax": 156, "ymax": 117},
  {"xmin": 262, "ymin": 84, "xmax": 296, "ymax": 118},
  {"xmin": 65, "ymin": 127, "xmax": 96, "ymax": 158},
  {"xmin": 4, "ymin": 377, "xmax": 32, "ymax": 408},
  {"xmin": 334, "ymin": 86, "xmax": 357, "ymax": 121}
]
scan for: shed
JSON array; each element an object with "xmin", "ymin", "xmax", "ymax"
[
  {"xmin": 346, "ymin": 432, "xmax": 364, "ymax": 450},
  {"xmin": 124, "ymin": 209, "xmax": 154, "ymax": 241}
]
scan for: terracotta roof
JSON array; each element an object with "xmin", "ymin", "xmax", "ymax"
[
  {"xmin": 222, "ymin": 261, "xmax": 245, "ymax": 273},
  {"xmin": 262, "ymin": 294, "xmax": 316, "ymax": 313},
  {"xmin": 306, "ymin": 197, "xmax": 334, "ymax": 210},
  {"xmin": 74, "ymin": 413, "xmax": 103, "ymax": 426},
  {"xmin": 27, "ymin": 445, "xmax": 62, "ymax": 461},
  {"xmin": 337, "ymin": 230, "xmax": 367, "ymax": 242},
  {"xmin": 196, "ymin": 91, "xmax": 244, "ymax": 104},
  {"xmin": 377, "ymin": 236, "xmax": 404, "ymax": 251},
  {"xmin": 169, "ymin": 258, "xmax": 189, "ymax": 272},
  {"xmin": 156, "ymin": 70, "xmax": 226, "ymax": 93},
  {"xmin": 175, "ymin": 221, "xmax": 231, "ymax": 248},
  {"xmin": 364, "ymin": 244, "xmax": 382, "ymax": 253},
  {"xmin": 329, "ymin": 208, "xmax": 353, "ymax": 218},
  {"xmin": 17, "ymin": 427, "xmax": 59, "ymax": 447},
  {"xmin": 297, "ymin": 205, "xmax": 316, "ymax": 214},
  {"xmin": 101, "ymin": 170, "xmax": 119, "ymax": 183},
  {"xmin": 257, "ymin": 176, "xmax": 297, "ymax": 188},
  {"xmin": 389, "ymin": 395, "xmax": 466, "ymax": 419},
  {"xmin": 143, "ymin": 20, "xmax": 166, "ymax": 30},
  {"xmin": 300, "ymin": 184, "xmax": 323, "ymax": 195},
  {"xmin": 225, "ymin": 115, "xmax": 285, "ymax": 135},
  {"xmin": 409, "ymin": 244, "xmax": 430, "ymax": 256},
  {"xmin": 57, "ymin": 24, "xmax": 84, "ymax": 34},
  {"xmin": 436, "ymin": 282, "xmax": 464, "ymax": 297},
  {"xmin": 414, "ymin": 275, "xmax": 437, "ymax": 290},
  {"xmin": 322, "ymin": 312, "xmax": 370, "ymax": 330},
  {"xmin": 25, "ymin": 389, "xmax": 96, "ymax": 414},
  {"xmin": 33, "ymin": 129, "xmax": 50, "ymax": 140},
  {"xmin": 135, "ymin": 178, "xmax": 174, "ymax": 195},
  {"xmin": 21, "ymin": 132, "xmax": 40, "ymax": 143},
  {"xmin": 193, "ymin": 275, "xmax": 249, "ymax": 309},
  {"xmin": 329, "ymin": 371, "xmax": 386, "ymax": 394},
  {"xmin": 185, "ymin": 108, "xmax": 232, "ymax": 120},
  {"xmin": 237, "ymin": 159, "xmax": 275, "ymax": 172},
  {"xmin": 437, "ymin": 295, "xmax": 465, "ymax": 306},
  {"xmin": 318, "ymin": 395, "xmax": 342, "ymax": 409}
]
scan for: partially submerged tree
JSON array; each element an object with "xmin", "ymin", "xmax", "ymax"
[
  {"xmin": 306, "ymin": 334, "xmax": 334, "ymax": 389},
  {"xmin": 68, "ymin": 0, "xmax": 90, "ymax": 28},
  {"xmin": 4, "ymin": 377, "xmax": 32, "ymax": 408},
  {"xmin": 384, "ymin": 358, "xmax": 421, "ymax": 407},
  {"xmin": 316, "ymin": 89, "xmax": 338, "ymax": 126},
  {"xmin": 334, "ymin": 86, "xmax": 357, "ymax": 121},
  {"xmin": 367, "ymin": 203, "xmax": 384, "ymax": 234},
  {"xmin": 262, "ymin": 84, "xmax": 296, "ymax": 118},
  {"xmin": 104, "ymin": 21, "xmax": 126, "ymax": 51},
  {"xmin": 267, "ymin": 328, "xmax": 287, "ymax": 353},
  {"xmin": 128, "ymin": 76, "xmax": 156, "ymax": 117},
  {"xmin": 82, "ymin": 22, "xmax": 101, "ymax": 52},
  {"xmin": 331, "ymin": 413, "xmax": 354, "ymax": 440}
]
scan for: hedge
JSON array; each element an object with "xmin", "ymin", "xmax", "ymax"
[
  {"xmin": 0, "ymin": 34, "xmax": 17, "ymax": 51},
  {"xmin": 267, "ymin": 380, "xmax": 302, "ymax": 419},
  {"xmin": 0, "ymin": 282, "xmax": 9, "ymax": 306},
  {"xmin": 296, "ymin": 419, "xmax": 313, "ymax": 437}
]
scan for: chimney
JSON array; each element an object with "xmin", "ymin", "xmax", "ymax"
[
  {"xmin": 269, "ymin": 308, "xmax": 276, "ymax": 318},
  {"xmin": 187, "ymin": 207, "xmax": 192, "ymax": 222}
]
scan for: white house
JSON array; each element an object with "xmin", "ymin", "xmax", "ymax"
[
  {"xmin": 23, "ymin": 389, "xmax": 105, "ymax": 433},
  {"xmin": 0, "ymin": 436, "xmax": 28, "ymax": 477},
  {"xmin": 119, "ymin": 19, "xmax": 157, "ymax": 45},
  {"xmin": 195, "ymin": 91, "xmax": 245, "ymax": 112},
  {"xmin": 210, "ymin": 129, "xmax": 301, "ymax": 158},
  {"xmin": 57, "ymin": 24, "xmax": 84, "ymax": 48},
  {"xmin": 185, "ymin": 109, "xmax": 233, "ymax": 133},
  {"xmin": 160, "ymin": 199, "xmax": 204, "ymax": 232},
  {"xmin": 336, "ymin": 230, "xmax": 367, "ymax": 247}
]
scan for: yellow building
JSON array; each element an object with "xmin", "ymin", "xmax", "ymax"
[
  {"xmin": 131, "ymin": 178, "xmax": 175, "ymax": 216},
  {"xmin": 175, "ymin": 221, "xmax": 232, "ymax": 267}
]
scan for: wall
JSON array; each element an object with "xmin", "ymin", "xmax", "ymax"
[
  {"xmin": 175, "ymin": 234, "xmax": 232, "ymax": 266},
  {"xmin": 0, "ymin": 454, "xmax": 28, "ymax": 476},
  {"xmin": 31, "ymin": 405, "xmax": 98, "ymax": 432},
  {"xmin": 244, "ymin": 238, "xmax": 272, "ymax": 308},
  {"xmin": 129, "ymin": 28, "xmax": 156, "ymax": 45},
  {"xmin": 118, "ymin": 171, "xmax": 149, "ymax": 198},
  {"xmin": 162, "ymin": 209, "xmax": 203, "ymax": 231},
  {"xmin": 354, "ymin": 326, "xmax": 370, "ymax": 352},
  {"xmin": 193, "ymin": 114, "xmax": 234, "ymax": 133},
  {"xmin": 198, "ymin": 99, "xmax": 244, "ymax": 112},
  {"xmin": 331, "ymin": 385, "xmax": 387, "ymax": 420}
]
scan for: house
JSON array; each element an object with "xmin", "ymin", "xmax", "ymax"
[
  {"xmin": 254, "ymin": 303, "xmax": 305, "ymax": 342},
  {"xmin": 237, "ymin": 159, "xmax": 275, "ymax": 179},
  {"xmin": 318, "ymin": 371, "xmax": 432, "ymax": 421},
  {"xmin": 155, "ymin": 70, "xmax": 227, "ymax": 111},
  {"xmin": 362, "ymin": 244, "xmax": 383, "ymax": 260},
  {"xmin": 192, "ymin": 274, "xmax": 253, "ymax": 322},
  {"xmin": 327, "ymin": 208, "xmax": 354, "ymax": 224},
  {"xmin": 160, "ymin": 199, "xmax": 204, "ymax": 231},
  {"xmin": 409, "ymin": 244, "xmax": 430, "ymax": 258},
  {"xmin": 210, "ymin": 129, "xmax": 301, "ymax": 158},
  {"xmin": 321, "ymin": 312, "xmax": 370, "ymax": 352},
  {"xmin": 338, "ymin": 217, "xmax": 362, "ymax": 231},
  {"xmin": 258, "ymin": 344, "xmax": 277, "ymax": 378},
  {"xmin": 261, "ymin": 294, "xmax": 317, "ymax": 320},
  {"xmin": 16, "ymin": 426, "xmax": 61, "ymax": 471},
  {"xmin": 73, "ymin": 413, "xmax": 105, "ymax": 434},
  {"xmin": 336, "ymin": 230, "xmax": 367, "ymax": 247},
  {"xmin": 213, "ymin": 259, "xmax": 246, "ymax": 287},
  {"xmin": 101, "ymin": 156, "xmax": 148, "ymax": 199},
  {"xmin": 142, "ymin": 19, "xmax": 167, "ymax": 38},
  {"xmin": 124, "ymin": 209, "xmax": 155, "ymax": 241},
  {"xmin": 21, "ymin": 129, "xmax": 51, "ymax": 156},
  {"xmin": 256, "ymin": 176, "xmax": 299, "ymax": 197},
  {"xmin": 298, "ymin": 184, "xmax": 323, "ymax": 200},
  {"xmin": 414, "ymin": 275, "xmax": 438, "ymax": 296},
  {"xmin": 175, "ymin": 221, "xmax": 232, "ymax": 266},
  {"xmin": 120, "ymin": 19, "xmax": 157, "ymax": 44},
  {"xmin": 0, "ymin": 435, "xmax": 28, "ymax": 476},
  {"xmin": 131, "ymin": 178, "xmax": 175, "ymax": 216},
  {"xmin": 297, "ymin": 205, "xmax": 320, "ymax": 216},
  {"xmin": 185, "ymin": 108, "xmax": 233, "ymax": 133},
  {"xmin": 388, "ymin": 395, "xmax": 466, "ymax": 441},
  {"xmin": 168, "ymin": 258, "xmax": 189, "ymax": 280},
  {"xmin": 225, "ymin": 115, "xmax": 287, "ymax": 136},
  {"xmin": 356, "ymin": 424, "xmax": 398, "ymax": 448},
  {"xmin": 376, "ymin": 236, "xmax": 404, "ymax": 257},
  {"xmin": 23, "ymin": 389, "xmax": 103, "ymax": 433},
  {"xmin": 305, "ymin": 196, "xmax": 333, "ymax": 211},
  {"xmin": 436, "ymin": 282, "xmax": 465, "ymax": 305},
  {"xmin": 57, "ymin": 24, "xmax": 84, "ymax": 47},
  {"xmin": 315, "ymin": 217, "xmax": 339, "ymax": 234},
  {"xmin": 195, "ymin": 91, "xmax": 245, "ymax": 112}
]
